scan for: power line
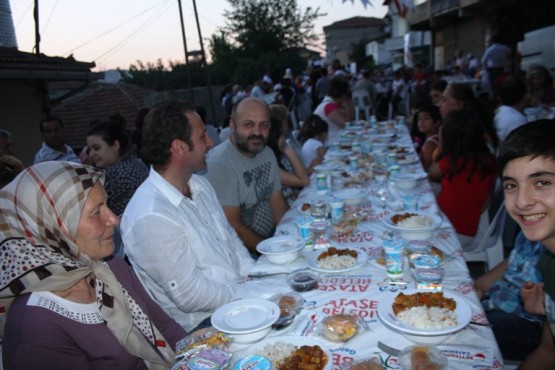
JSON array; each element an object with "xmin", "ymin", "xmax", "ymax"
[
  {"xmin": 41, "ymin": 0, "xmax": 60, "ymax": 36},
  {"xmin": 14, "ymin": 1, "xmax": 33, "ymax": 29},
  {"xmin": 64, "ymin": 0, "xmax": 170, "ymax": 56},
  {"xmin": 94, "ymin": 0, "xmax": 174, "ymax": 65}
]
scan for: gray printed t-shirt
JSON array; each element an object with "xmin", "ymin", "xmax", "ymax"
[{"xmin": 205, "ymin": 140, "xmax": 282, "ymax": 238}]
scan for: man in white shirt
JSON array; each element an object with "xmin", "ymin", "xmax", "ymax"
[
  {"xmin": 481, "ymin": 34, "xmax": 511, "ymax": 99},
  {"xmin": 33, "ymin": 117, "xmax": 80, "ymax": 164},
  {"xmin": 121, "ymin": 100, "xmax": 254, "ymax": 332},
  {"xmin": 494, "ymin": 76, "xmax": 529, "ymax": 142}
]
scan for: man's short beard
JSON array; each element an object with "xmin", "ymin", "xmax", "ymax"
[{"xmin": 234, "ymin": 132, "xmax": 266, "ymax": 155}]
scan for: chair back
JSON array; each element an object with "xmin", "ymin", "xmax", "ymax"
[
  {"xmin": 463, "ymin": 200, "xmax": 507, "ymax": 271},
  {"xmin": 352, "ymin": 89, "xmax": 373, "ymax": 121}
]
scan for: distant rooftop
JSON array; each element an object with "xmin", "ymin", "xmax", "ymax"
[
  {"xmin": 0, "ymin": 46, "xmax": 99, "ymax": 80},
  {"xmin": 323, "ymin": 16, "xmax": 386, "ymax": 31}
]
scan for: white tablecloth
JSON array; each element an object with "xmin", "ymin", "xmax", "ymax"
[{"xmin": 233, "ymin": 123, "xmax": 504, "ymax": 370}]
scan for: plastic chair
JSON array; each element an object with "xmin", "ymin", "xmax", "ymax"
[
  {"xmin": 352, "ymin": 90, "xmax": 373, "ymax": 121},
  {"xmin": 463, "ymin": 200, "xmax": 507, "ymax": 271}
]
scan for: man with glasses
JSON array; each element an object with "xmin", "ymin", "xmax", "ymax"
[{"xmin": 206, "ymin": 97, "xmax": 288, "ymax": 254}]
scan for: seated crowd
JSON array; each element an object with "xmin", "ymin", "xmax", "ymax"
[{"xmin": 1, "ymin": 60, "xmax": 554, "ymax": 369}]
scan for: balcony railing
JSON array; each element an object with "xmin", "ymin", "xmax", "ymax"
[{"xmin": 430, "ymin": 0, "xmax": 460, "ymax": 16}]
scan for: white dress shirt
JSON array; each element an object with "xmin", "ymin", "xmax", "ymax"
[{"xmin": 121, "ymin": 168, "xmax": 254, "ymax": 331}]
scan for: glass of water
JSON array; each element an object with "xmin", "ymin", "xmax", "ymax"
[{"xmin": 310, "ymin": 200, "xmax": 328, "ymax": 220}]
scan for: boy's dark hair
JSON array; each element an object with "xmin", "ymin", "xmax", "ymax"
[
  {"xmin": 298, "ymin": 114, "xmax": 328, "ymax": 144},
  {"xmin": 416, "ymin": 104, "xmax": 442, "ymax": 123},
  {"xmin": 498, "ymin": 119, "xmax": 555, "ymax": 176},
  {"xmin": 498, "ymin": 76, "xmax": 527, "ymax": 106}
]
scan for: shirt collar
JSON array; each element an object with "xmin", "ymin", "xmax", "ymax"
[{"xmin": 149, "ymin": 167, "xmax": 207, "ymax": 207}]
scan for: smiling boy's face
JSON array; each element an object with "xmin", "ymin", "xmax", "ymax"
[{"xmin": 502, "ymin": 155, "xmax": 555, "ymax": 252}]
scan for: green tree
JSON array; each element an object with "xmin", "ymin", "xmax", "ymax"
[
  {"xmin": 209, "ymin": 0, "xmax": 324, "ymax": 83},
  {"xmin": 224, "ymin": 0, "xmax": 322, "ymax": 55}
]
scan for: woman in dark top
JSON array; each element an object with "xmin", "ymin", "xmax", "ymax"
[{"xmin": 87, "ymin": 118, "xmax": 149, "ymax": 216}]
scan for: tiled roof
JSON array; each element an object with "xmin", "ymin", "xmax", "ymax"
[
  {"xmin": 0, "ymin": 46, "xmax": 95, "ymax": 72},
  {"xmin": 51, "ymin": 82, "xmax": 154, "ymax": 148},
  {"xmin": 324, "ymin": 16, "xmax": 386, "ymax": 30}
]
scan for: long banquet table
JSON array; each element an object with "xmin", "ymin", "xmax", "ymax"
[{"xmin": 231, "ymin": 121, "xmax": 504, "ymax": 370}]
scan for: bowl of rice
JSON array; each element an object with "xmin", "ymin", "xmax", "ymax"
[
  {"xmin": 377, "ymin": 289, "xmax": 472, "ymax": 345},
  {"xmin": 383, "ymin": 212, "xmax": 442, "ymax": 240}
]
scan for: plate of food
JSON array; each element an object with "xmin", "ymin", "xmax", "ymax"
[
  {"xmin": 305, "ymin": 246, "xmax": 368, "ymax": 273},
  {"xmin": 383, "ymin": 212, "xmax": 442, "ymax": 240},
  {"xmin": 377, "ymin": 289, "xmax": 472, "ymax": 342},
  {"xmin": 235, "ymin": 335, "xmax": 332, "ymax": 370}
]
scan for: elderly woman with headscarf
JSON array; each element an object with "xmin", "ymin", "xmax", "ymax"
[{"xmin": 0, "ymin": 161, "xmax": 186, "ymax": 369}]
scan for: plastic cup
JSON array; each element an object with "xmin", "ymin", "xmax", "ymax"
[
  {"xmin": 415, "ymin": 267, "xmax": 445, "ymax": 291},
  {"xmin": 329, "ymin": 200, "xmax": 345, "ymax": 225},
  {"xmin": 383, "ymin": 239, "xmax": 406, "ymax": 278},
  {"xmin": 401, "ymin": 194, "xmax": 420, "ymax": 212},
  {"xmin": 309, "ymin": 200, "xmax": 328, "ymax": 220},
  {"xmin": 295, "ymin": 216, "xmax": 314, "ymax": 242},
  {"xmin": 310, "ymin": 220, "xmax": 331, "ymax": 249}
]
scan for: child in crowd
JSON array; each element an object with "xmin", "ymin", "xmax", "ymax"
[
  {"xmin": 267, "ymin": 117, "xmax": 309, "ymax": 206},
  {"xmin": 415, "ymin": 105, "xmax": 442, "ymax": 171},
  {"xmin": 298, "ymin": 114, "xmax": 328, "ymax": 169},
  {"xmin": 429, "ymin": 108, "xmax": 497, "ymax": 249},
  {"xmin": 496, "ymin": 119, "xmax": 555, "ymax": 369}
]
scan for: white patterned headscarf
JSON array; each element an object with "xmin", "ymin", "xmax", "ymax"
[{"xmin": 0, "ymin": 161, "xmax": 175, "ymax": 369}]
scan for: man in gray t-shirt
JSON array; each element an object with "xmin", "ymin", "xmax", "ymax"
[{"xmin": 206, "ymin": 97, "xmax": 288, "ymax": 253}]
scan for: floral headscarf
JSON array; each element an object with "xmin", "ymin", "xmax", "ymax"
[{"xmin": 0, "ymin": 161, "xmax": 174, "ymax": 369}]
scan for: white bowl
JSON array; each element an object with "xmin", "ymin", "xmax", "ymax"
[
  {"xmin": 383, "ymin": 212, "xmax": 442, "ymax": 241},
  {"xmin": 390, "ymin": 174, "xmax": 418, "ymax": 190},
  {"xmin": 229, "ymin": 325, "xmax": 273, "ymax": 344},
  {"xmin": 211, "ymin": 299, "xmax": 279, "ymax": 344},
  {"xmin": 256, "ymin": 236, "xmax": 305, "ymax": 264},
  {"xmin": 333, "ymin": 188, "xmax": 367, "ymax": 206}
]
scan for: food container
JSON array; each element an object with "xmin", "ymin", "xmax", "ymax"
[
  {"xmin": 233, "ymin": 356, "xmax": 272, "ymax": 370},
  {"xmin": 319, "ymin": 314, "xmax": 364, "ymax": 342},
  {"xmin": 286, "ymin": 269, "xmax": 320, "ymax": 292},
  {"xmin": 339, "ymin": 358, "xmax": 383, "ymax": 370},
  {"xmin": 398, "ymin": 345, "xmax": 448, "ymax": 370},
  {"xmin": 269, "ymin": 291, "xmax": 304, "ymax": 317}
]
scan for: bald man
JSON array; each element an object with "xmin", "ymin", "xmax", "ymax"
[{"xmin": 206, "ymin": 97, "xmax": 288, "ymax": 253}]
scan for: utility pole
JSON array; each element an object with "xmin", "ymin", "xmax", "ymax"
[
  {"xmin": 33, "ymin": 0, "xmax": 40, "ymax": 54},
  {"xmin": 177, "ymin": 0, "xmax": 194, "ymax": 100},
  {"xmin": 191, "ymin": 0, "xmax": 216, "ymax": 122}
]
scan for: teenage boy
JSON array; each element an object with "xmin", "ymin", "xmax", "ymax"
[{"xmin": 497, "ymin": 119, "xmax": 555, "ymax": 369}]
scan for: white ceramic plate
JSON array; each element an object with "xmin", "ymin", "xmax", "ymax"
[
  {"xmin": 257, "ymin": 236, "xmax": 305, "ymax": 255},
  {"xmin": 377, "ymin": 289, "xmax": 472, "ymax": 336},
  {"xmin": 383, "ymin": 212, "xmax": 442, "ymax": 232},
  {"xmin": 305, "ymin": 247, "xmax": 368, "ymax": 273},
  {"xmin": 211, "ymin": 299, "xmax": 280, "ymax": 334},
  {"xmin": 236, "ymin": 335, "xmax": 333, "ymax": 370}
]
